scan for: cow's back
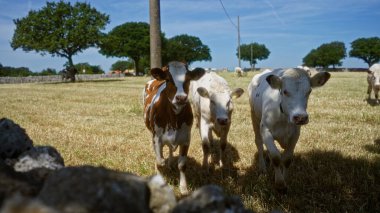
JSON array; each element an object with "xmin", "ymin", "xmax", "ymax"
[
  {"xmin": 248, "ymin": 69, "xmax": 282, "ymax": 119},
  {"xmin": 143, "ymin": 79, "xmax": 166, "ymax": 132}
]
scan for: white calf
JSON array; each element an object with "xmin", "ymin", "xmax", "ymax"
[
  {"xmin": 367, "ymin": 63, "xmax": 380, "ymax": 103},
  {"xmin": 248, "ymin": 68, "xmax": 330, "ymax": 192},
  {"xmin": 189, "ymin": 72, "xmax": 244, "ymax": 170},
  {"xmin": 235, "ymin": 67, "xmax": 243, "ymax": 77}
]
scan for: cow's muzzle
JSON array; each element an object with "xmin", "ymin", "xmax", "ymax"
[
  {"xmin": 292, "ymin": 114, "xmax": 309, "ymax": 125},
  {"xmin": 217, "ymin": 118, "xmax": 229, "ymax": 126},
  {"xmin": 174, "ymin": 95, "xmax": 188, "ymax": 105}
]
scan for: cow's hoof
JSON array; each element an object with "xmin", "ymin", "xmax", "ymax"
[{"xmin": 275, "ymin": 183, "xmax": 288, "ymax": 194}]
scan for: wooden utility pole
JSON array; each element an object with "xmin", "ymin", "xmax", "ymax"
[
  {"xmin": 149, "ymin": 0, "xmax": 162, "ymax": 69},
  {"xmin": 237, "ymin": 16, "xmax": 241, "ymax": 68}
]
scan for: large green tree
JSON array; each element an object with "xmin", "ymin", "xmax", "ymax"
[
  {"xmin": 349, "ymin": 37, "xmax": 380, "ymax": 67},
  {"xmin": 99, "ymin": 22, "xmax": 150, "ymax": 76},
  {"xmin": 303, "ymin": 41, "xmax": 346, "ymax": 69},
  {"xmin": 164, "ymin": 34, "xmax": 211, "ymax": 65},
  {"xmin": 238, "ymin": 42, "xmax": 270, "ymax": 69},
  {"xmin": 11, "ymin": 1, "xmax": 109, "ymax": 82},
  {"xmin": 111, "ymin": 60, "xmax": 134, "ymax": 72}
]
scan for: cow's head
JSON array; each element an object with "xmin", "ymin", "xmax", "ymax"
[
  {"xmin": 368, "ymin": 64, "xmax": 380, "ymax": 88},
  {"xmin": 151, "ymin": 61, "xmax": 205, "ymax": 112},
  {"xmin": 266, "ymin": 68, "xmax": 330, "ymax": 125},
  {"xmin": 197, "ymin": 87, "xmax": 244, "ymax": 126}
]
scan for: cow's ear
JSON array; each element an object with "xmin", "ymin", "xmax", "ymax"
[
  {"xmin": 197, "ymin": 87, "xmax": 209, "ymax": 98},
  {"xmin": 311, "ymin": 71, "xmax": 330, "ymax": 87},
  {"xmin": 187, "ymin": 68, "xmax": 206, "ymax": 81},
  {"xmin": 266, "ymin": 75, "xmax": 282, "ymax": 89},
  {"xmin": 150, "ymin": 68, "xmax": 167, "ymax": 81},
  {"xmin": 231, "ymin": 88, "xmax": 244, "ymax": 99}
]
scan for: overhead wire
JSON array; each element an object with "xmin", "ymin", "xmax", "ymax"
[{"xmin": 218, "ymin": 0, "xmax": 238, "ymax": 30}]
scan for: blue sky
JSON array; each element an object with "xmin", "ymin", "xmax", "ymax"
[{"xmin": 0, "ymin": 0, "xmax": 379, "ymax": 72}]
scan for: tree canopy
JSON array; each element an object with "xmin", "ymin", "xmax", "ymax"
[
  {"xmin": 99, "ymin": 22, "xmax": 150, "ymax": 76},
  {"xmin": 237, "ymin": 43, "xmax": 270, "ymax": 69},
  {"xmin": 111, "ymin": 60, "xmax": 135, "ymax": 72},
  {"xmin": 11, "ymin": 1, "xmax": 109, "ymax": 81},
  {"xmin": 164, "ymin": 34, "xmax": 212, "ymax": 65},
  {"xmin": 74, "ymin": 63, "xmax": 104, "ymax": 74},
  {"xmin": 349, "ymin": 37, "xmax": 380, "ymax": 67},
  {"xmin": 303, "ymin": 41, "xmax": 346, "ymax": 69}
]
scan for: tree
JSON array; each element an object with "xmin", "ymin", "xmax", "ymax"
[
  {"xmin": 40, "ymin": 68, "xmax": 57, "ymax": 76},
  {"xmin": 238, "ymin": 42, "xmax": 270, "ymax": 70},
  {"xmin": 303, "ymin": 49, "xmax": 319, "ymax": 67},
  {"xmin": 349, "ymin": 37, "xmax": 380, "ymax": 67},
  {"xmin": 164, "ymin": 34, "xmax": 211, "ymax": 65},
  {"xmin": 74, "ymin": 63, "xmax": 104, "ymax": 74},
  {"xmin": 111, "ymin": 60, "xmax": 134, "ymax": 72},
  {"xmin": 303, "ymin": 41, "xmax": 346, "ymax": 69},
  {"xmin": 11, "ymin": 1, "xmax": 109, "ymax": 82},
  {"xmin": 0, "ymin": 65, "xmax": 34, "ymax": 77},
  {"xmin": 99, "ymin": 22, "xmax": 150, "ymax": 76}
]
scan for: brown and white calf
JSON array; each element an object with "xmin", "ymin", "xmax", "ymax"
[
  {"xmin": 248, "ymin": 68, "xmax": 330, "ymax": 192},
  {"xmin": 367, "ymin": 63, "xmax": 380, "ymax": 104},
  {"xmin": 189, "ymin": 72, "xmax": 244, "ymax": 171},
  {"xmin": 143, "ymin": 61, "xmax": 205, "ymax": 194}
]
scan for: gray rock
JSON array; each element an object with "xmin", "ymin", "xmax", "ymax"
[
  {"xmin": 0, "ymin": 195, "xmax": 59, "ymax": 213},
  {"xmin": 0, "ymin": 160, "xmax": 43, "ymax": 206},
  {"xmin": 173, "ymin": 185, "xmax": 254, "ymax": 213},
  {"xmin": 37, "ymin": 166, "xmax": 152, "ymax": 213},
  {"xmin": 0, "ymin": 118, "xmax": 34, "ymax": 159},
  {"xmin": 7, "ymin": 146, "xmax": 64, "ymax": 172},
  {"xmin": 148, "ymin": 175, "xmax": 176, "ymax": 213}
]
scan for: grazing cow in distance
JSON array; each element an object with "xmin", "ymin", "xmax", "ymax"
[
  {"xmin": 248, "ymin": 68, "xmax": 330, "ymax": 192},
  {"xmin": 235, "ymin": 67, "xmax": 243, "ymax": 77},
  {"xmin": 143, "ymin": 61, "xmax": 205, "ymax": 194},
  {"xmin": 367, "ymin": 63, "xmax": 380, "ymax": 104},
  {"xmin": 189, "ymin": 72, "xmax": 244, "ymax": 171}
]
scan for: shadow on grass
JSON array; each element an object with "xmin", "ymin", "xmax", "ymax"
[
  {"xmin": 157, "ymin": 142, "xmax": 241, "ymax": 196},
  {"xmin": 366, "ymin": 98, "xmax": 380, "ymax": 106},
  {"xmin": 364, "ymin": 138, "xmax": 380, "ymax": 154},
  {"xmin": 244, "ymin": 150, "xmax": 380, "ymax": 212},
  {"xmin": 155, "ymin": 145, "xmax": 380, "ymax": 212}
]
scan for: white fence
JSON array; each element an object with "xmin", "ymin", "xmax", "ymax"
[{"xmin": 0, "ymin": 74, "xmax": 126, "ymax": 84}]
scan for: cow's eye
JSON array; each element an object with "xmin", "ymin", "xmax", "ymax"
[{"xmin": 283, "ymin": 90, "xmax": 290, "ymax": 97}]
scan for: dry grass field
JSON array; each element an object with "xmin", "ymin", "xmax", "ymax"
[{"xmin": 0, "ymin": 71, "xmax": 379, "ymax": 212}]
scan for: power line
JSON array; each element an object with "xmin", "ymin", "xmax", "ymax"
[{"xmin": 218, "ymin": 0, "xmax": 238, "ymax": 30}]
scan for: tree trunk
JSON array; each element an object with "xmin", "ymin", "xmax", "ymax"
[
  {"xmin": 133, "ymin": 57, "xmax": 140, "ymax": 76},
  {"xmin": 150, "ymin": 0, "xmax": 162, "ymax": 69},
  {"xmin": 67, "ymin": 56, "xmax": 76, "ymax": 82}
]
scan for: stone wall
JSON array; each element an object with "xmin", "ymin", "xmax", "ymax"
[{"xmin": 0, "ymin": 74, "xmax": 126, "ymax": 84}]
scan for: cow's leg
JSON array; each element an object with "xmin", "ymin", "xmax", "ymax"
[
  {"xmin": 281, "ymin": 130, "xmax": 299, "ymax": 182},
  {"xmin": 200, "ymin": 118, "xmax": 212, "ymax": 171},
  {"xmin": 251, "ymin": 109, "xmax": 266, "ymax": 173},
  {"xmin": 261, "ymin": 126, "xmax": 286, "ymax": 192},
  {"xmin": 178, "ymin": 144, "xmax": 189, "ymax": 195},
  {"xmin": 218, "ymin": 127, "xmax": 229, "ymax": 167},
  {"xmin": 375, "ymin": 88, "xmax": 379, "ymax": 103},
  {"xmin": 367, "ymin": 84, "xmax": 372, "ymax": 99},
  {"xmin": 168, "ymin": 145, "xmax": 175, "ymax": 168},
  {"xmin": 153, "ymin": 135, "xmax": 165, "ymax": 171}
]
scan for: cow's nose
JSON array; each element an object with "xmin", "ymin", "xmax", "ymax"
[
  {"xmin": 217, "ymin": 118, "xmax": 229, "ymax": 126},
  {"xmin": 175, "ymin": 95, "xmax": 188, "ymax": 104},
  {"xmin": 292, "ymin": 114, "xmax": 309, "ymax": 125}
]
